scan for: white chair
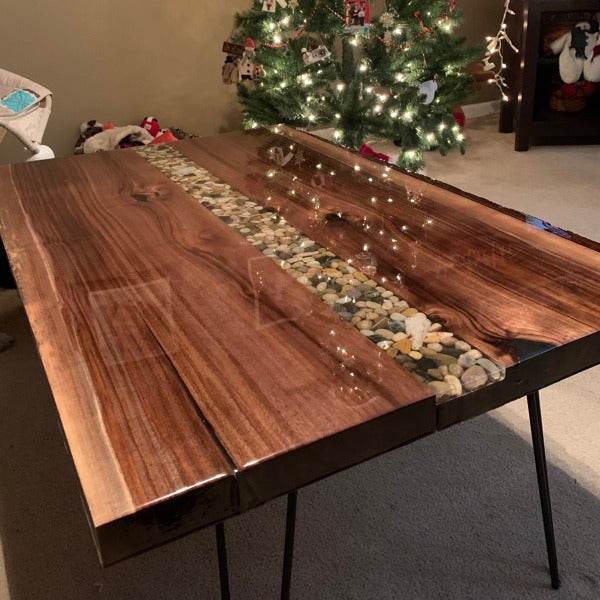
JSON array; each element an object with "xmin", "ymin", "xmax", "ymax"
[{"xmin": 0, "ymin": 67, "xmax": 54, "ymax": 161}]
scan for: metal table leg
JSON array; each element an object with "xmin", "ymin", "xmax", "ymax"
[
  {"xmin": 281, "ymin": 491, "xmax": 298, "ymax": 600},
  {"xmin": 527, "ymin": 391, "xmax": 560, "ymax": 590},
  {"xmin": 216, "ymin": 522, "xmax": 231, "ymax": 600}
]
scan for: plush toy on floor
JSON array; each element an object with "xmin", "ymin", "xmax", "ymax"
[{"xmin": 75, "ymin": 116, "xmax": 178, "ymax": 154}]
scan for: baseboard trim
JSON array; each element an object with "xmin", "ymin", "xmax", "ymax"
[{"xmin": 462, "ymin": 100, "xmax": 501, "ymax": 120}]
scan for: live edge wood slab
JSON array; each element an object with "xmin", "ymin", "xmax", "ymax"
[{"xmin": 0, "ymin": 125, "xmax": 599, "ymax": 565}]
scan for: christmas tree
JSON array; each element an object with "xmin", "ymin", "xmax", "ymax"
[{"xmin": 223, "ymin": 0, "xmax": 482, "ymax": 171}]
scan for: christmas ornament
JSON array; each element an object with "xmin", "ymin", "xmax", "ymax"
[
  {"xmin": 222, "ymin": 41, "xmax": 245, "ymax": 57},
  {"xmin": 222, "ymin": 55, "xmax": 240, "ymax": 84},
  {"xmin": 288, "ymin": 0, "xmax": 298, "ymax": 11},
  {"xmin": 418, "ymin": 76, "xmax": 438, "ymax": 105},
  {"xmin": 262, "ymin": 0, "xmax": 287, "ymax": 11},
  {"xmin": 301, "ymin": 45, "xmax": 331, "ymax": 65},
  {"xmin": 345, "ymin": 1, "xmax": 370, "ymax": 33},
  {"xmin": 380, "ymin": 12, "xmax": 395, "ymax": 29},
  {"xmin": 238, "ymin": 38, "xmax": 266, "ymax": 81}
]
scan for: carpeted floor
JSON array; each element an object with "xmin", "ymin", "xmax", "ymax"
[{"xmin": 1, "ymin": 117, "xmax": 599, "ymax": 599}]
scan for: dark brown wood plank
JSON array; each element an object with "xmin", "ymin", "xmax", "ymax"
[
  {"xmin": 0, "ymin": 149, "xmax": 436, "ymax": 555},
  {"xmin": 176, "ymin": 127, "xmax": 600, "ymax": 422}
]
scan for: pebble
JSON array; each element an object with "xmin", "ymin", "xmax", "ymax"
[
  {"xmin": 449, "ymin": 363, "xmax": 464, "ymax": 378},
  {"xmin": 402, "ymin": 308, "xmax": 419, "ymax": 318},
  {"xmin": 409, "ymin": 351, "xmax": 423, "ymax": 361},
  {"xmin": 427, "ymin": 343, "xmax": 444, "ymax": 352},
  {"xmin": 377, "ymin": 341, "xmax": 393, "ymax": 350},
  {"xmin": 358, "ymin": 320, "xmax": 373, "ymax": 330},
  {"xmin": 381, "ymin": 290, "xmax": 394, "ymax": 298},
  {"xmin": 441, "ymin": 336, "xmax": 458, "ymax": 347},
  {"xmin": 477, "ymin": 358, "xmax": 503, "ymax": 381},
  {"xmin": 428, "ymin": 323, "xmax": 443, "ymax": 332},
  {"xmin": 430, "ymin": 381, "xmax": 452, "ymax": 397},
  {"xmin": 322, "ymin": 293, "xmax": 339, "ymax": 302},
  {"xmin": 360, "ymin": 329, "xmax": 374, "ymax": 336},
  {"xmin": 366, "ymin": 311, "xmax": 380, "ymax": 320},
  {"xmin": 366, "ymin": 301, "xmax": 381, "ymax": 310},
  {"xmin": 375, "ymin": 329, "xmax": 395, "ymax": 340},
  {"xmin": 390, "ymin": 313, "xmax": 406, "ymax": 322},
  {"xmin": 297, "ymin": 276, "xmax": 309, "ymax": 285},
  {"xmin": 388, "ymin": 322, "xmax": 405, "ymax": 334},
  {"xmin": 428, "ymin": 368, "xmax": 443, "ymax": 380},
  {"xmin": 467, "ymin": 349, "xmax": 483, "ymax": 360},
  {"xmin": 455, "ymin": 341, "xmax": 472, "ymax": 352},
  {"xmin": 405, "ymin": 312, "xmax": 432, "ymax": 351},
  {"xmin": 316, "ymin": 282, "xmax": 327, "ymax": 292},
  {"xmin": 424, "ymin": 334, "xmax": 443, "ymax": 344},
  {"xmin": 393, "ymin": 332, "xmax": 408, "ymax": 342},
  {"xmin": 461, "ymin": 365, "xmax": 488, "ymax": 391},
  {"xmin": 372, "ymin": 318, "xmax": 389, "ymax": 331},
  {"xmin": 458, "ymin": 353, "xmax": 477, "ymax": 369},
  {"xmin": 394, "ymin": 339, "xmax": 413, "ymax": 354},
  {"xmin": 444, "ymin": 375, "xmax": 463, "ymax": 396},
  {"xmin": 387, "ymin": 348, "xmax": 399, "ymax": 358},
  {"xmin": 439, "ymin": 365, "xmax": 449, "ymax": 376}
]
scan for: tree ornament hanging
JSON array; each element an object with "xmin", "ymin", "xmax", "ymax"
[
  {"xmin": 344, "ymin": 1, "xmax": 371, "ymax": 33},
  {"xmin": 238, "ymin": 38, "xmax": 266, "ymax": 81},
  {"xmin": 302, "ymin": 45, "xmax": 332, "ymax": 66},
  {"xmin": 263, "ymin": 0, "xmax": 288, "ymax": 12},
  {"xmin": 380, "ymin": 12, "xmax": 395, "ymax": 30},
  {"xmin": 418, "ymin": 76, "xmax": 438, "ymax": 105}
]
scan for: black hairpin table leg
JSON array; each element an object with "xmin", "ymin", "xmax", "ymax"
[
  {"xmin": 527, "ymin": 391, "xmax": 560, "ymax": 590},
  {"xmin": 216, "ymin": 522, "xmax": 231, "ymax": 600},
  {"xmin": 281, "ymin": 491, "xmax": 298, "ymax": 600}
]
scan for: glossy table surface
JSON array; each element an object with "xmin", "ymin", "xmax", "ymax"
[{"xmin": 0, "ymin": 126, "xmax": 598, "ymax": 565}]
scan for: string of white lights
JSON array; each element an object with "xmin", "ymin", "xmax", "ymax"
[{"xmin": 484, "ymin": 0, "xmax": 518, "ymax": 100}]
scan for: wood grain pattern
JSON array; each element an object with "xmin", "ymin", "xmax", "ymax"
[
  {"xmin": 0, "ymin": 148, "xmax": 436, "ymax": 561},
  {"xmin": 177, "ymin": 126, "xmax": 600, "ymax": 420}
]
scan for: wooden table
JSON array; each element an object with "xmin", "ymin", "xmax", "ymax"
[{"xmin": 1, "ymin": 126, "xmax": 599, "ymax": 595}]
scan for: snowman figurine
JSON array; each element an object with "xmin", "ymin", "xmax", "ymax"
[{"xmin": 239, "ymin": 38, "xmax": 258, "ymax": 81}]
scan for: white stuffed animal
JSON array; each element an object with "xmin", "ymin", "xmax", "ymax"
[{"xmin": 550, "ymin": 22, "xmax": 596, "ymax": 84}]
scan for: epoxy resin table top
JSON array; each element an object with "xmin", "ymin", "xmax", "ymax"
[{"xmin": 0, "ymin": 125, "xmax": 598, "ymax": 564}]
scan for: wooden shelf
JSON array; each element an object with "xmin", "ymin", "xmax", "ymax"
[{"xmin": 498, "ymin": 0, "xmax": 600, "ymax": 150}]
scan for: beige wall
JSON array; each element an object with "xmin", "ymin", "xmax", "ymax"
[{"xmin": 0, "ymin": 0, "xmax": 501, "ymax": 162}]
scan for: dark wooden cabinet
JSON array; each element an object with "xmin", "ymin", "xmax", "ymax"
[{"xmin": 499, "ymin": 0, "xmax": 600, "ymax": 150}]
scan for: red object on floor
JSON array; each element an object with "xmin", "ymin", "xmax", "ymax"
[
  {"xmin": 150, "ymin": 130, "xmax": 178, "ymax": 145},
  {"xmin": 452, "ymin": 107, "xmax": 466, "ymax": 129},
  {"xmin": 360, "ymin": 144, "xmax": 390, "ymax": 162}
]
